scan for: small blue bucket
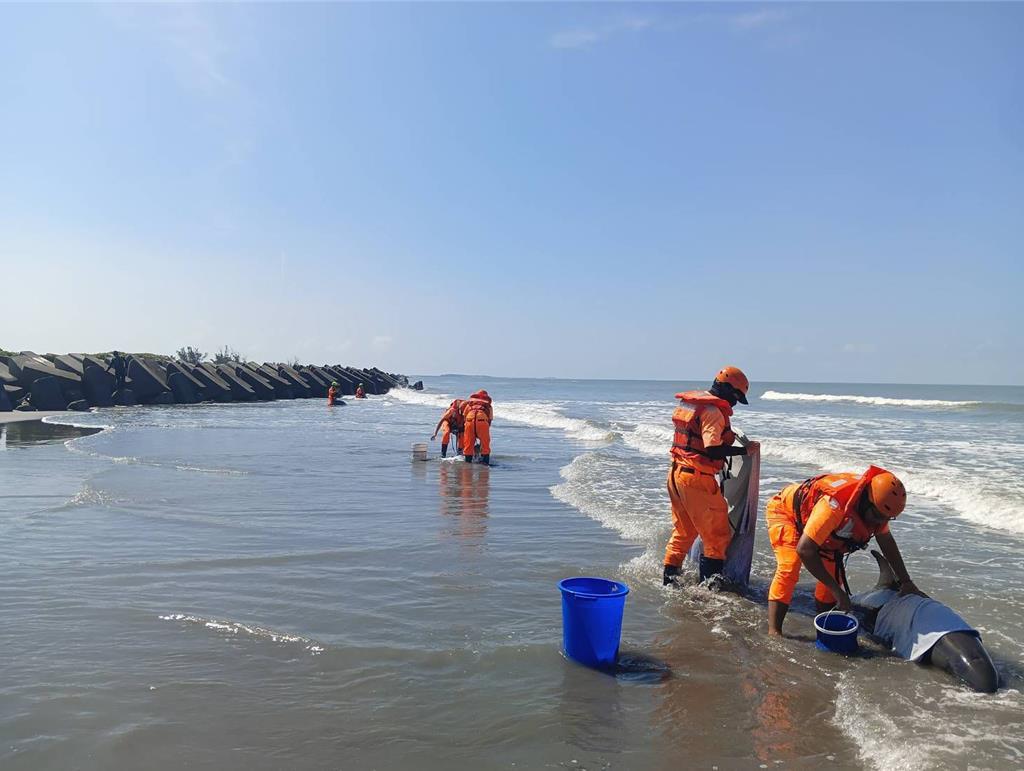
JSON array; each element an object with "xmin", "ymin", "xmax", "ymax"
[
  {"xmin": 558, "ymin": 577, "xmax": 629, "ymax": 668},
  {"xmin": 814, "ymin": 611, "xmax": 859, "ymax": 654}
]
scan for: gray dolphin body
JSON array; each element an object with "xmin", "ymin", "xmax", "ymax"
[{"xmin": 852, "ymin": 550, "xmax": 998, "ymax": 693}]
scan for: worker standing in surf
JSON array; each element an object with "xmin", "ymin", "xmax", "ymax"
[
  {"xmin": 461, "ymin": 390, "xmax": 493, "ymax": 465},
  {"xmin": 765, "ymin": 466, "xmax": 925, "ymax": 636},
  {"xmin": 355, "ymin": 383, "xmax": 367, "ymax": 399},
  {"xmin": 327, "ymin": 381, "xmax": 342, "ymax": 406},
  {"xmin": 663, "ymin": 366, "xmax": 758, "ymax": 587},
  {"xmin": 431, "ymin": 398, "xmax": 466, "ymax": 458}
]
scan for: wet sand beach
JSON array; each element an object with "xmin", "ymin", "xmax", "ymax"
[{"xmin": 2, "ymin": 378, "xmax": 1022, "ymax": 770}]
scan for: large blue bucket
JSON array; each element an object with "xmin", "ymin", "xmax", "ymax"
[
  {"xmin": 814, "ymin": 611, "xmax": 859, "ymax": 654},
  {"xmin": 559, "ymin": 577, "xmax": 629, "ymax": 667}
]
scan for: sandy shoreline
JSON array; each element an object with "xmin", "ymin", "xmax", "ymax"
[{"xmin": 0, "ymin": 411, "xmax": 73, "ymax": 425}]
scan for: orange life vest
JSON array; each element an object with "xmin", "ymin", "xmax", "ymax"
[
  {"xmin": 355, "ymin": 387, "xmax": 366, "ymax": 398},
  {"xmin": 670, "ymin": 390, "xmax": 736, "ymax": 473},
  {"xmin": 443, "ymin": 399, "xmax": 465, "ymax": 430},
  {"xmin": 788, "ymin": 466, "xmax": 892, "ymax": 555},
  {"xmin": 463, "ymin": 393, "xmax": 492, "ymax": 422},
  {"xmin": 327, "ymin": 386, "xmax": 338, "ymax": 405}
]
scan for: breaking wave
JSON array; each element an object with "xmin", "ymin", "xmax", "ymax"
[
  {"xmin": 389, "ymin": 387, "xmax": 614, "ymax": 444},
  {"xmin": 765, "ymin": 438, "xmax": 1024, "ymax": 537},
  {"xmin": 761, "ymin": 391, "xmax": 995, "ymax": 410}
]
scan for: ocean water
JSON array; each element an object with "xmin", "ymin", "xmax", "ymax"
[{"xmin": 2, "ymin": 377, "xmax": 1022, "ymax": 770}]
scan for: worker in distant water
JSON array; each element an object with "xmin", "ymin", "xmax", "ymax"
[
  {"xmin": 431, "ymin": 398, "xmax": 465, "ymax": 458},
  {"xmin": 766, "ymin": 466, "xmax": 924, "ymax": 636},
  {"xmin": 663, "ymin": 366, "xmax": 758, "ymax": 587},
  {"xmin": 106, "ymin": 351, "xmax": 127, "ymax": 391},
  {"xmin": 355, "ymin": 383, "xmax": 367, "ymax": 399},
  {"xmin": 461, "ymin": 390, "xmax": 493, "ymax": 464},
  {"xmin": 327, "ymin": 381, "xmax": 342, "ymax": 406}
]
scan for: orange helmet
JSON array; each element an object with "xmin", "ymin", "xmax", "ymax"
[
  {"xmin": 714, "ymin": 366, "xmax": 749, "ymax": 404},
  {"xmin": 868, "ymin": 472, "xmax": 906, "ymax": 519}
]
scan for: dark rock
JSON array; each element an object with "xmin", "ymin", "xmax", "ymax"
[
  {"xmin": 4, "ymin": 384, "xmax": 26, "ymax": 404},
  {"xmin": 214, "ymin": 365, "xmax": 258, "ymax": 401},
  {"xmin": 7, "ymin": 355, "xmax": 82, "ymax": 394},
  {"xmin": 0, "ymin": 362, "xmax": 17, "ymax": 384},
  {"xmin": 0, "ymin": 385, "xmax": 12, "ymax": 411},
  {"xmin": 166, "ymin": 363, "xmax": 209, "ymax": 401},
  {"xmin": 167, "ymin": 372, "xmax": 199, "ymax": 404},
  {"xmin": 191, "ymin": 364, "xmax": 234, "ymax": 402},
  {"xmin": 113, "ymin": 389, "xmax": 137, "ymax": 407},
  {"xmin": 276, "ymin": 366, "xmax": 314, "ymax": 399},
  {"xmin": 145, "ymin": 392, "xmax": 176, "ymax": 406},
  {"xmin": 30, "ymin": 376, "xmax": 69, "ymax": 411},
  {"xmin": 322, "ymin": 367, "xmax": 356, "ymax": 395},
  {"xmin": 67, "ymin": 399, "xmax": 89, "ymax": 412},
  {"xmin": 15, "ymin": 402, "xmax": 36, "ymax": 411},
  {"xmin": 249, "ymin": 364, "xmax": 294, "ymax": 399},
  {"xmin": 234, "ymin": 366, "xmax": 276, "ymax": 400},
  {"xmin": 413, "ymin": 380, "xmax": 424, "ymax": 390},
  {"xmin": 81, "ymin": 359, "xmax": 115, "ymax": 407},
  {"xmin": 51, "ymin": 355, "xmax": 85, "ymax": 376},
  {"xmin": 295, "ymin": 366, "xmax": 329, "ymax": 397},
  {"xmin": 126, "ymin": 358, "xmax": 170, "ymax": 401}
]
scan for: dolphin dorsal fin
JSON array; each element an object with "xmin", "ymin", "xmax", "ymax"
[{"xmin": 870, "ymin": 549, "xmax": 900, "ymax": 590}]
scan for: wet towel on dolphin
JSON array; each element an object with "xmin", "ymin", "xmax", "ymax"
[
  {"xmin": 855, "ymin": 588, "xmax": 980, "ymax": 661},
  {"xmin": 688, "ymin": 435, "xmax": 760, "ymax": 587}
]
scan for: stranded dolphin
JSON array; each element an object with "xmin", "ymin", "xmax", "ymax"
[{"xmin": 852, "ymin": 550, "xmax": 998, "ymax": 693}]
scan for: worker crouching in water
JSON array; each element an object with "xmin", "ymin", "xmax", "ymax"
[
  {"xmin": 431, "ymin": 398, "xmax": 465, "ymax": 458},
  {"xmin": 766, "ymin": 466, "xmax": 924, "ymax": 636},
  {"xmin": 663, "ymin": 366, "xmax": 758, "ymax": 587},
  {"xmin": 355, "ymin": 383, "xmax": 367, "ymax": 399},
  {"xmin": 461, "ymin": 390, "xmax": 493, "ymax": 465}
]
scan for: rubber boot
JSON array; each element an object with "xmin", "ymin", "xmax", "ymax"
[
  {"xmin": 441, "ymin": 444, "xmax": 448, "ymax": 458},
  {"xmin": 464, "ymin": 453, "xmax": 473, "ymax": 463},
  {"xmin": 663, "ymin": 564, "xmax": 681, "ymax": 586},
  {"xmin": 698, "ymin": 555, "xmax": 725, "ymax": 583},
  {"xmin": 480, "ymin": 454, "xmax": 490, "ymax": 466}
]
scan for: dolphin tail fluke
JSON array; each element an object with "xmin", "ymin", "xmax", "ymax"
[{"xmin": 870, "ymin": 549, "xmax": 901, "ymax": 590}]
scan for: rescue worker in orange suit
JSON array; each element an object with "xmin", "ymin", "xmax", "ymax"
[
  {"xmin": 355, "ymin": 383, "xmax": 367, "ymax": 399},
  {"xmin": 765, "ymin": 466, "xmax": 925, "ymax": 636},
  {"xmin": 327, "ymin": 381, "xmax": 342, "ymax": 406},
  {"xmin": 663, "ymin": 366, "xmax": 758, "ymax": 586},
  {"xmin": 431, "ymin": 398, "xmax": 466, "ymax": 458},
  {"xmin": 461, "ymin": 390, "xmax": 493, "ymax": 465}
]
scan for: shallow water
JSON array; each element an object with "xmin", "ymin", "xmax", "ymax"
[{"xmin": 2, "ymin": 378, "xmax": 1022, "ymax": 770}]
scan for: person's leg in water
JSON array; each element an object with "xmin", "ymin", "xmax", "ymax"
[
  {"xmin": 440, "ymin": 421, "xmax": 452, "ymax": 458},
  {"xmin": 476, "ymin": 417, "xmax": 491, "ymax": 465},
  {"xmin": 663, "ymin": 464, "xmax": 699, "ymax": 585},
  {"xmin": 686, "ymin": 473, "xmax": 731, "ymax": 582},
  {"xmin": 462, "ymin": 416, "xmax": 477, "ymax": 462}
]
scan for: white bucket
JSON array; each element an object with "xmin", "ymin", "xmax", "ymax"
[{"xmin": 412, "ymin": 442, "xmax": 428, "ymax": 462}]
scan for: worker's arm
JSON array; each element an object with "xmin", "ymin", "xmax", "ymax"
[
  {"xmin": 796, "ymin": 536, "xmax": 851, "ymax": 611},
  {"xmin": 431, "ymin": 417, "xmax": 446, "ymax": 440},
  {"xmin": 700, "ymin": 409, "xmax": 758, "ymax": 459},
  {"xmin": 703, "ymin": 443, "xmax": 756, "ymax": 460},
  {"xmin": 875, "ymin": 529, "xmax": 927, "ymax": 597}
]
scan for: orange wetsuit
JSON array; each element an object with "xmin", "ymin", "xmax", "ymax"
[
  {"xmin": 462, "ymin": 391, "xmax": 493, "ymax": 457},
  {"xmin": 767, "ymin": 467, "xmax": 892, "ymax": 605},
  {"xmin": 663, "ymin": 391, "xmax": 737, "ymax": 566}
]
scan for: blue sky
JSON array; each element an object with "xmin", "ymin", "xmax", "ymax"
[{"xmin": 2, "ymin": 3, "xmax": 1021, "ymax": 384}]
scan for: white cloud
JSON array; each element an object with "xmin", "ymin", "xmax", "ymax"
[
  {"xmin": 549, "ymin": 17, "xmax": 653, "ymax": 50},
  {"xmin": 729, "ymin": 9, "xmax": 790, "ymax": 31},
  {"xmin": 842, "ymin": 342, "xmax": 877, "ymax": 354}
]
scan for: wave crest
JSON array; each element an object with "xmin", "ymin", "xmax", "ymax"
[{"xmin": 761, "ymin": 391, "xmax": 985, "ymax": 409}]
